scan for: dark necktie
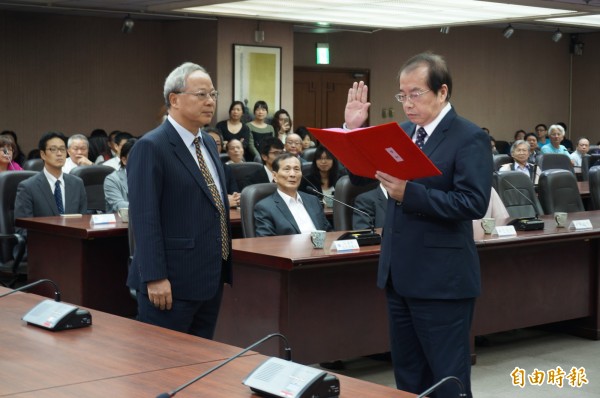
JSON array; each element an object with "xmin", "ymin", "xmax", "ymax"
[
  {"xmin": 54, "ymin": 180, "xmax": 64, "ymax": 215},
  {"xmin": 193, "ymin": 137, "xmax": 229, "ymax": 260},
  {"xmin": 415, "ymin": 127, "xmax": 427, "ymax": 150}
]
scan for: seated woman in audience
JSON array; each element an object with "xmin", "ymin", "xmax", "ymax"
[
  {"xmin": 247, "ymin": 101, "xmax": 275, "ymax": 161},
  {"xmin": 300, "ymin": 146, "xmax": 343, "ymax": 200},
  {"xmin": 225, "ymin": 139, "xmax": 245, "ymax": 164},
  {"xmin": 513, "ymin": 129, "xmax": 526, "ymax": 142},
  {"xmin": 524, "ymin": 132, "xmax": 541, "ymax": 164},
  {"xmin": 89, "ymin": 135, "xmax": 112, "ymax": 164},
  {"xmin": 104, "ymin": 138, "xmax": 136, "ymax": 212},
  {"xmin": 499, "ymin": 139, "xmax": 541, "ymax": 184},
  {"xmin": 0, "ymin": 135, "xmax": 23, "ymax": 171},
  {"xmin": 216, "ymin": 101, "xmax": 252, "ymax": 160},
  {"xmin": 0, "ymin": 130, "xmax": 25, "ymax": 166},
  {"xmin": 271, "ymin": 109, "xmax": 292, "ymax": 144},
  {"xmin": 296, "ymin": 126, "xmax": 316, "ymax": 149},
  {"xmin": 541, "ymin": 124, "xmax": 570, "ymax": 156}
]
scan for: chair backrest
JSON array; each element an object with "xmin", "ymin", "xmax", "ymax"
[
  {"xmin": 302, "ymin": 147, "xmax": 317, "ymax": 162},
  {"xmin": 70, "ymin": 165, "xmax": 115, "ymax": 212},
  {"xmin": 219, "ymin": 153, "xmax": 230, "ymax": 164},
  {"xmin": 493, "ymin": 154, "xmax": 512, "ymax": 171},
  {"xmin": 333, "ymin": 175, "xmax": 379, "ymax": 231},
  {"xmin": 494, "ymin": 171, "xmax": 544, "ymax": 218},
  {"xmin": 239, "ymin": 183, "xmax": 278, "ymax": 238},
  {"xmin": 537, "ymin": 153, "xmax": 574, "ymax": 173},
  {"xmin": 588, "ymin": 166, "xmax": 600, "ymax": 210},
  {"xmin": 0, "ymin": 171, "xmax": 38, "ymax": 261},
  {"xmin": 301, "ymin": 162, "xmax": 312, "ymax": 177},
  {"xmin": 22, "ymin": 158, "xmax": 44, "ymax": 171},
  {"xmin": 228, "ymin": 162, "xmax": 264, "ymax": 191},
  {"xmin": 495, "ymin": 140, "xmax": 510, "ymax": 155},
  {"xmin": 538, "ymin": 169, "xmax": 585, "ymax": 214}
]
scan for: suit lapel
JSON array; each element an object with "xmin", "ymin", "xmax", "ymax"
[
  {"xmin": 272, "ymin": 193, "xmax": 301, "ymax": 234},
  {"xmin": 408, "ymin": 107, "xmax": 457, "ymax": 158},
  {"xmin": 36, "ymin": 173, "xmax": 59, "ymax": 216}
]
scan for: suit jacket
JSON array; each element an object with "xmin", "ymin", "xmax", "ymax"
[
  {"xmin": 354, "ymin": 107, "xmax": 492, "ymax": 299},
  {"xmin": 352, "ymin": 186, "xmax": 387, "ymax": 230},
  {"xmin": 254, "ymin": 191, "xmax": 331, "ymax": 236},
  {"xmin": 126, "ymin": 121, "xmax": 232, "ymax": 301},
  {"xmin": 104, "ymin": 167, "xmax": 129, "ymax": 213},
  {"xmin": 240, "ymin": 167, "xmax": 271, "ymax": 191},
  {"xmin": 14, "ymin": 171, "xmax": 87, "ymax": 237}
]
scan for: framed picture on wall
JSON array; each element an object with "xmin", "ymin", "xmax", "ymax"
[{"xmin": 233, "ymin": 44, "xmax": 281, "ymax": 114}]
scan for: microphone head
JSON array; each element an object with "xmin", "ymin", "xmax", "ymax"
[{"xmin": 156, "ymin": 393, "xmax": 173, "ymax": 398}]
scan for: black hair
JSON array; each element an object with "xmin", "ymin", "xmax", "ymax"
[
  {"xmin": 399, "ymin": 52, "xmax": 452, "ymax": 100},
  {"xmin": 253, "ymin": 100, "xmax": 268, "ymax": 113},
  {"xmin": 38, "ymin": 131, "xmax": 67, "ymax": 151},
  {"xmin": 272, "ymin": 152, "xmax": 299, "ymax": 172}
]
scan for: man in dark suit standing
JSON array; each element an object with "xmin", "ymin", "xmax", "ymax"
[
  {"xmin": 15, "ymin": 132, "xmax": 87, "ymax": 238},
  {"xmin": 345, "ymin": 52, "xmax": 492, "ymax": 397},
  {"xmin": 254, "ymin": 153, "xmax": 331, "ymax": 236},
  {"xmin": 126, "ymin": 62, "xmax": 232, "ymax": 339}
]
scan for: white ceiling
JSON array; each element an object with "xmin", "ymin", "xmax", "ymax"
[{"xmin": 2, "ymin": 0, "xmax": 600, "ymax": 31}]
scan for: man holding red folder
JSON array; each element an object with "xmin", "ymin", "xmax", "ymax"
[{"xmin": 345, "ymin": 52, "xmax": 492, "ymax": 398}]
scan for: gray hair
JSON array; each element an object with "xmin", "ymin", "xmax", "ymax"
[
  {"xmin": 163, "ymin": 62, "xmax": 207, "ymax": 109},
  {"xmin": 548, "ymin": 124, "xmax": 565, "ymax": 137},
  {"xmin": 67, "ymin": 134, "xmax": 89, "ymax": 149},
  {"xmin": 510, "ymin": 139, "xmax": 529, "ymax": 155}
]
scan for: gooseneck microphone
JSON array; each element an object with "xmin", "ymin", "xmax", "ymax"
[
  {"xmin": 0, "ymin": 278, "xmax": 61, "ymax": 301},
  {"xmin": 307, "ymin": 186, "xmax": 376, "ymax": 233},
  {"xmin": 417, "ymin": 376, "xmax": 467, "ymax": 398},
  {"xmin": 494, "ymin": 171, "xmax": 544, "ymax": 230},
  {"xmin": 156, "ymin": 333, "xmax": 292, "ymax": 398}
]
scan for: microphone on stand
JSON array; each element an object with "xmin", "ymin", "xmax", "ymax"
[
  {"xmin": 156, "ymin": 333, "xmax": 292, "ymax": 398},
  {"xmin": 494, "ymin": 171, "xmax": 544, "ymax": 230},
  {"xmin": 0, "ymin": 278, "xmax": 61, "ymax": 301},
  {"xmin": 307, "ymin": 186, "xmax": 381, "ymax": 246},
  {"xmin": 417, "ymin": 376, "xmax": 467, "ymax": 398}
]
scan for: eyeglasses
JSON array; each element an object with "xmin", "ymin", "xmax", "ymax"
[
  {"xmin": 46, "ymin": 146, "xmax": 67, "ymax": 154},
  {"xmin": 1, "ymin": 147, "xmax": 13, "ymax": 153},
  {"xmin": 268, "ymin": 150, "xmax": 284, "ymax": 156},
  {"xmin": 176, "ymin": 91, "xmax": 218, "ymax": 101},
  {"xmin": 395, "ymin": 89, "xmax": 431, "ymax": 103},
  {"xmin": 286, "ymin": 141, "xmax": 302, "ymax": 147},
  {"xmin": 70, "ymin": 146, "xmax": 88, "ymax": 152}
]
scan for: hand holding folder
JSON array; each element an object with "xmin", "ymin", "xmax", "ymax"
[{"xmin": 308, "ymin": 123, "xmax": 441, "ymax": 180}]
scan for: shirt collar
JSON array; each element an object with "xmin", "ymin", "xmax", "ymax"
[
  {"xmin": 418, "ymin": 102, "xmax": 452, "ymax": 136},
  {"xmin": 278, "ymin": 189, "xmax": 302, "ymax": 204},
  {"xmin": 168, "ymin": 114, "xmax": 201, "ymax": 147},
  {"xmin": 43, "ymin": 167, "xmax": 64, "ymax": 185}
]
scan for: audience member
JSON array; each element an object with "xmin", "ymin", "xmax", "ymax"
[
  {"xmin": 300, "ymin": 145, "xmax": 342, "ymax": 197},
  {"xmin": 89, "ymin": 135, "xmax": 112, "ymax": 164},
  {"xmin": 90, "ymin": 128, "xmax": 108, "ymax": 138},
  {"xmin": 107, "ymin": 130, "xmax": 120, "ymax": 157},
  {"xmin": 205, "ymin": 127, "xmax": 224, "ymax": 153},
  {"xmin": 489, "ymin": 135, "xmax": 499, "ymax": 155},
  {"xmin": 225, "ymin": 139, "xmax": 244, "ymax": 164},
  {"xmin": 240, "ymin": 137, "xmax": 284, "ymax": 190},
  {"xmin": 541, "ymin": 124, "xmax": 570, "ymax": 157},
  {"xmin": 0, "ymin": 130, "xmax": 26, "ymax": 166},
  {"xmin": 556, "ymin": 122, "xmax": 574, "ymax": 152},
  {"xmin": 15, "ymin": 132, "xmax": 87, "ymax": 237},
  {"xmin": 104, "ymin": 138, "xmax": 137, "ymax": 213},
  {"xmin": 63, "ymin": 134, "xmax": 93, "ymax": 173},
  {"xmin": 0, "ymin": 135, "xmax": 23, "ymax": 171},
  {"xmin": 499, "ymin": 139, "xmax": 541, "ymax": 184},
  {"xmin": 246, "ymin": 101, "xmax": 275, "ymax": 160},
  {"xmin": 216, "ymin": 101, "xmax": 252, "ymax": 160},
  {"xmin": 27, "ymin": 149, "xmax": 41, "ymax": 159},
  {"xmin": 535, "ymin": 124, "xmax": 549, "ymax": 146},
  {"xmin": 296, "ymin": 126, "xmax": 316, "ymax": 149},
  {"xmin": 272, "ymin": 109, "xmax": 292, "ymax": 144},
  {"xmin": 254, "ymin": 153, "xmax": 331, "ymax": 236},
  {"xmin": 513, "ymin": 129, "xmax": 526, "ymax": 142},
  {"xmin": 103, "ymin": 132, "xmax": 133, "ymax": 170},
  {"xmin": 570, "ymin": 137, "xmax": 590, "ymax": 168},
  {"xmin": 524, "ymin": 132, "xmax": 541, "ymax": 164},
  {"xmin": 352, "ymin": 183, "xmax": 387, "ymax": 230},
  {"xmin": 284, "ymin": 133, "xmax": 308, "ymax": 163}
]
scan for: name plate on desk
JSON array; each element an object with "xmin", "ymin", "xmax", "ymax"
[
  {"xmin": 569, "ymin": 219, "xmax": 593, "ymax": 230},
  {"xmin": 493, "ymin": 225, "xmax": 517, "ymax": 237},
  {"xmin": 90, "ymin": 214, "xmax": 116, "ymax": 225},
  {"xmin": 331, "ymin": 239, "xmax": 360, "ymax": 252}
]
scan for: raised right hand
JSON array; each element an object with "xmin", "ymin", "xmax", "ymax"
[{"xmin": 344, "ymin": 81, "xmax": 371, "ymax": 130}]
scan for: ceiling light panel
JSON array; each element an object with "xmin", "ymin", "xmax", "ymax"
[
  {"xmin": 542, "ymin": 14, "xmax": 600, "ymax": 28},
  {"xmin": 180, "ymin": 0, "xmax": 575, "ymax": 30}
]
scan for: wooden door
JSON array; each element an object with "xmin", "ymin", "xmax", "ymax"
[{"xmin": 293, "ymin": 68, "xmax": 369, "ymax": 129}]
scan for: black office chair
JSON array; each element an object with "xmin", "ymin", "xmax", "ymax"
[
  {"xmin": 219, "ymin": 153, "xmax": 230, "ymax": 165},
  {"xmin": 587, "ymin": 166, "xmax": 600, "ymax": 210},
  {"xmin": 301, "ymin": 147, "xmax": 317, "ymax": 162},
  {"xmin": 70, "ymin": 165, "xmax": 115, "ymax": 213},
  {"xmin": 0, "ymin": 171, "xmax": 38, "ymax": 287},
  {"xmin": 22, "ymin": 158, "xmax": 44, "ymax": 171},
  {"xmin": 239, "ymin": 183, "xmax": 278, "ymax": 238},
  {"xmin": 333, "ymin": 176, "xmax": 379, "ymax": 231},
  {"xmin": 538, "ymin": 169, "xmax": 584, "ymax": 214},
  {"xmin": 495, "ymin": 140, "xmax": 510, "ymax": 155},
  {"xmin": 537, "ymin": 153, "xmax": 574, "ymax": 173},
  {"xmin": 301, "ymin": 161, "xmax": 312, "ymax": 177},
  {"xmin": 494, "ymin": 171, "xmax": 544, "ymax": 218},
  {"xmin": 228, "ymin": 162, "xmax": 264, "ymax": 192},
  {"xmin": 493, "ymin": 154, "xmax": 512, "ymax": 171}
]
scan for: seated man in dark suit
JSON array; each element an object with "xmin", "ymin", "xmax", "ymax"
[
  {"xmin": 240, "ymin": 136, "xmax": 284, "ymax": 190},
  {"xmin": 15, "ymin": 131, "xmax": 87, "ymax": 238},
  {"xmin": 254, "ymin": 153, "xmax": 331, "ymax": 236},
  {"xmin": 352, "ymin": 183, "xmax": 388, "ymax": 230}
]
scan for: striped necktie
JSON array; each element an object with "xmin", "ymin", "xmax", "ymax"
[
  {"xmin": 54, "ymin": 180, "xmax": 65, "ymax": 215},
  {"xmin": 415, "ymin": 127, "xmax": 427, "ymax": 149}
]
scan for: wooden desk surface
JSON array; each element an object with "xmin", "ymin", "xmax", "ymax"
[
  {"xmin": 0, "ymin": 288, "xmax": 414, "ymax": 398},
  {"xmin": 15, "ymin": 215, "xmax": 127, "ymax": 239}
]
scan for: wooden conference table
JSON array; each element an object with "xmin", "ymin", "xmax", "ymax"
[
  {"xmin": 215, "ymin": 211, "xmax": 600, "ymax": 364},
  {"xmin": 0, "ymin": 287, "xmax": 415, "ymax": 397}
]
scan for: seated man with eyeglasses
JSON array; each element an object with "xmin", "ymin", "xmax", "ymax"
[
  {"xmin": 15, "ymin": 132, "xmax": 87, "ymax": 238},
  {"xmin": 239, "ymin": 137, "xmax": 284, "ymax": 191},
  {"xmin": 62, "ymin": 134, "xmax": 94, "ymax": 173},
  {"xmin": 284, "ymin": 133, "xmax": 309, "ymax": 164}
]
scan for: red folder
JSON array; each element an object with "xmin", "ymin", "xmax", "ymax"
[{"xmin": 308, "ymin": 123, "xmax": 441, "ymax": 180}]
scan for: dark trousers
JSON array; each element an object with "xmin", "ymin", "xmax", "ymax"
[
  {"xmin": 137, "ymin": 282, "xmax": 224, "ymax": 340},
  {"xmin": 386, "ymin": 285, "xmax": 475, "ymax": 398}
]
